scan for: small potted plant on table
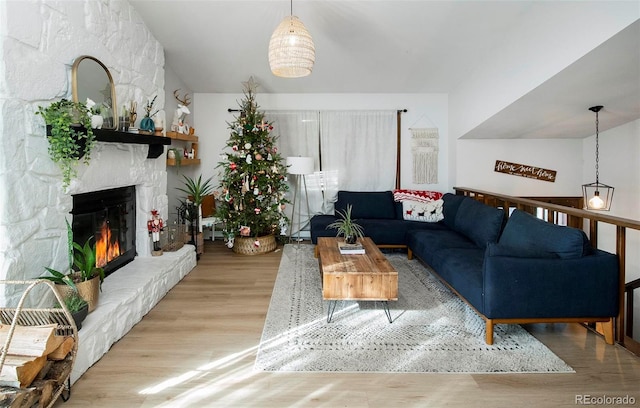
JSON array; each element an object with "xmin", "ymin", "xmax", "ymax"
[{"xmin": 327, "ymin": 204, "xmax": 365, "ymax": 244}]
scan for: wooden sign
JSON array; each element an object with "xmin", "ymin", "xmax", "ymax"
[{"xmin": 494, "ymin": 160, "xmax": 556, "ymax": 183}]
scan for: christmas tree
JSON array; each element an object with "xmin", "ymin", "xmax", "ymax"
[{"xmin": 217, "ymin": 78, "xmax": 289, "ymax": 251}]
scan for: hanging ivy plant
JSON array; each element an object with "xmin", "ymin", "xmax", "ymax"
[{"xmin": 36, "ymin": 99, "xmax": 95, "ymax": 188}]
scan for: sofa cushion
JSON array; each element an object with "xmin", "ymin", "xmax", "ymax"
[
  {"xmin": 334, "ymin": 191, "xmax": 396, "ymax": 220},
  {"xmin": 402, "ymin": 199, "xmax": 444, "ymax": 222},
  {"xmin": 499, "ymin": 209, "xmax": 590, "ymax": 259},
  {"xmin": 407, "ymin": 229, "xmax": 476, "ymax": 266},
  {"xmin": 453, "ymin": 198, "xmax": 505, "ymax": 248},
  {"xmin": 441, "ymin": 193, "xmax": 466, "ymax": 230},
  {"xmin": 430, "ymin": 248, "xmax": 486, "ymax": 313},
  {"xmin": 359, "ymin": 219, "xmax": 447, "ymax": 245}
]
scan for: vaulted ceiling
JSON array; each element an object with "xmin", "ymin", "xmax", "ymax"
[{"xmin": 129, "ymin": 1, "xmax": 640, "ymax": 139}]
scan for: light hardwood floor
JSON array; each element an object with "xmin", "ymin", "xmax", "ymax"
[{"xmin": 56, "ymin": 241, "xmax": 640, "ymax": 408}]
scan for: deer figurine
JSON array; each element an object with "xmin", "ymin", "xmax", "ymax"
[{"xmin": 171, "ymin": 89, "xmax": 192, "ymax": 133}]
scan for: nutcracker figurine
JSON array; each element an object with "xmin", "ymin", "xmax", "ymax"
[{"xmin": 147, "ymin": 209, "xmax": 164, "ymax": 255}]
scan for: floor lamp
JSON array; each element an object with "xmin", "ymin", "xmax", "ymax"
[{"xmin": 286, "ymin": 156, "xmax": 314, "ymax": 242}]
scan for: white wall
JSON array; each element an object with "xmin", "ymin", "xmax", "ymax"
[
  {"xmin": 193, "ymin": 92, "xmax": 449, "ymax": 199},
  {"xmin": 449, "ymin": 2, "xmax": 639, "ymax": 141},
  {"xmin": 456, "ymin": 138, "xmax": 584, "ymax": 196}
]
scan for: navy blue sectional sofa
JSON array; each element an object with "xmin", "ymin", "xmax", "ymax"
[
  {"xmin": 310, "ymin": 191, "xmax": 447, "ymax": 246},
  {"xmin": 310, "ymin": 191, "xmax": 619, "ymax": 345}
]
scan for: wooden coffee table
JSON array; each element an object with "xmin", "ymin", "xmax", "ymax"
[{"xmin": 316, "ymin": 237, "xmax": 398, "ymax": 323}]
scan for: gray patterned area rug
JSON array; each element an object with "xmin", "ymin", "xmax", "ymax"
[{"xmin": 254, "ymin": 244, "xmax": 574, "ymax": 373}]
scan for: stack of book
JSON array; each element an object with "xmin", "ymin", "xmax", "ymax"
[{"xmin": 338, "ymin": 241, "xmax": 365, "ymax": 255}]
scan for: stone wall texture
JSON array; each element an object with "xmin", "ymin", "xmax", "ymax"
[{"xmin": 0, "ymin": 0, "xmax": 167, "ymax": 288}]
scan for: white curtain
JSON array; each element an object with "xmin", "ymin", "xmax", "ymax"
[
  {"xmin": 320, "ymin": 110, "xmax": 396, "ymax": 196},
  {"xmin": 267, "ymin": 111, "xmax": 321, "ymax": 236},
  {"xmin": 267, "ymin": 110, "xmax": 397, "ymax": 228}
]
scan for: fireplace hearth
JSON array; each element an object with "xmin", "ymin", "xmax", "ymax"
[{"xmin": 72, "ymin": 186, "xmax": 136, "ymax": 277}]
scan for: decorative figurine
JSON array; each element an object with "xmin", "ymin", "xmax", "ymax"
[{"xmin": 147, "ymin": 209, "xmax": 164, "ymax": 256}]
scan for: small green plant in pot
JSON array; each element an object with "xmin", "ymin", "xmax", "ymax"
[
  {"xmin": 36, "ymin": 98, "xmax": 96, "ymax": 188},
  {"xmin": 327, "ymin": 204, "xmax": 365, "ymax": 244},
  {"xmin": 41, "ymin": 220, "xmax": 105, "ymax": 312},
  {"xmin": 56, "ymin": 290, "xmax": 89, "ymax": 330},
  {"xmin": 177, "ymin": 174, "xmax": 214, "ymax": 207},
  {"xmin": 177, "ymin": 175, "xmax": 214, "ymax": 249}
]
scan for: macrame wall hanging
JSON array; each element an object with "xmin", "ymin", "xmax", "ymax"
[{"xmin": 410, "ymin": 127, "xmax": 439, "ymax": 184}]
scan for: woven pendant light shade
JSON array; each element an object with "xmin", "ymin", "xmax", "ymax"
[{"xmin": 268, "ymin": 16, "xmax": 315, "ymax": 78}]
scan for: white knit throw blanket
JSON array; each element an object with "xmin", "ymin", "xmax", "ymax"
[{"xmin": 411, "ymin": 128, "xmax": 439, "ymax": 184}]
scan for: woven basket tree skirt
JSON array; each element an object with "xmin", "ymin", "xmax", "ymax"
[{"xmin": 233, "ymin": 234, "xmax": 277, "ymax": 255}]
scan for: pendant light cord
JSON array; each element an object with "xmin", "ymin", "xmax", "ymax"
[{"xmin": 595, "ymin": 110, "xmax": 599, "ymax": 184}]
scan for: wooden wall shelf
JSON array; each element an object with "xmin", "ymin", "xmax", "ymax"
[
  {"xmin": 167, "ymin": 158, "xmax": 201, "ymax": 167},
  {"xmin": 165, "ymin": 131, "xmax": 200, "ymax": 166},
  {"xmin": 166, "ymin": 131, "xmax": 198, "ymax": 142}
]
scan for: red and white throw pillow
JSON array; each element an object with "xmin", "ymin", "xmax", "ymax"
[
  {"xmin": 393, "ymin": 189, "xmax": 443, "ymax": 203},
  {"xmin": 402, "ymin": 199, "xmax": 444, "ymax": 223}
]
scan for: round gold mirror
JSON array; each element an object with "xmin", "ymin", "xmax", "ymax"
[{"xmin": 72, "ymin": 55, "xmax": 117, "ymax": 130}]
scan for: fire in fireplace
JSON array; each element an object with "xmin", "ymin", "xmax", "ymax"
[
  {"xmin": 96, "ymin": 220, "xmax": 121, "ymax": 268},
  {"xmin": 72, "ymin": 186, "xmax": 136, "ymax": 277}
]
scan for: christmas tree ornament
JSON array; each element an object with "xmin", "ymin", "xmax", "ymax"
[
  {"xmin": 267, "ymin": 153, "xmax": 273, "ymax": 161},
  {"xmin": 255, "ymin": 153, "xmax": 263, "ymax": 161},
  {"xmin": 253, "ymin": 187, "xmax": 259, "ymax": 195},
  {"xmin": 254, "ymin": 240, "xmax": 260, "ymax": 247},
  {"xmin": 244, "ymin": 142, "xmax": 252, "ymax": 150},
  {"xmin": 255, "ymin": 208, "xmax": 261, "ymax": 214},
  {"xmin": 246, "ymin": 154, "xmax": 252, "ymax": 164}
]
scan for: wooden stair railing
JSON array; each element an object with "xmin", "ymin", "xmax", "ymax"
[
  {"xmin": 454, "ymin": 187, "xmax": 640, "ymax": 355},
  {"xmin": 625, "ymin": 278, "xmax": 640, "ymax": 356}
]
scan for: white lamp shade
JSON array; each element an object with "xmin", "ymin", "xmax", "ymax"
[
  {"xmin": 268, "ymin": 16, "xmax": 315, "ymax": 78},
  {"xmin": 286, "ymin": 156, "xmax": 314, "ymax": 175}
]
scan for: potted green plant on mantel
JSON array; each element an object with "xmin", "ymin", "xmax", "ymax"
[
  {"xmin": 41, "ymin": 221, "xmax": 105, "ymax": 313},
  {"xmin": 36, "ymin": 98, "xmax": 96, "ymax": 188},
  {"xmin": 327, "ymin": 204, "xmax": 365, "ymax": 244}
]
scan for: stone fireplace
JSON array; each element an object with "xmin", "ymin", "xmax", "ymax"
[{"xmin": 0, "ymin": 0, "xmax": 198, "ymax": 385}]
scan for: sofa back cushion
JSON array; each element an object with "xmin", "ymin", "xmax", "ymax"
[
  {"xmin": 442, "ymin": 193, "xmax": 466, "ymax": 230},
  {"xmin": 499, "ymin": 209, "xmax": 591, "ymax": 259},
  {"xmin": 453, "ymin": 198, "xmax": 505, "ymax": 248},
  {"xmin": 334, "ymin": 191, "xmax": 396, "ymax": 219}
]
